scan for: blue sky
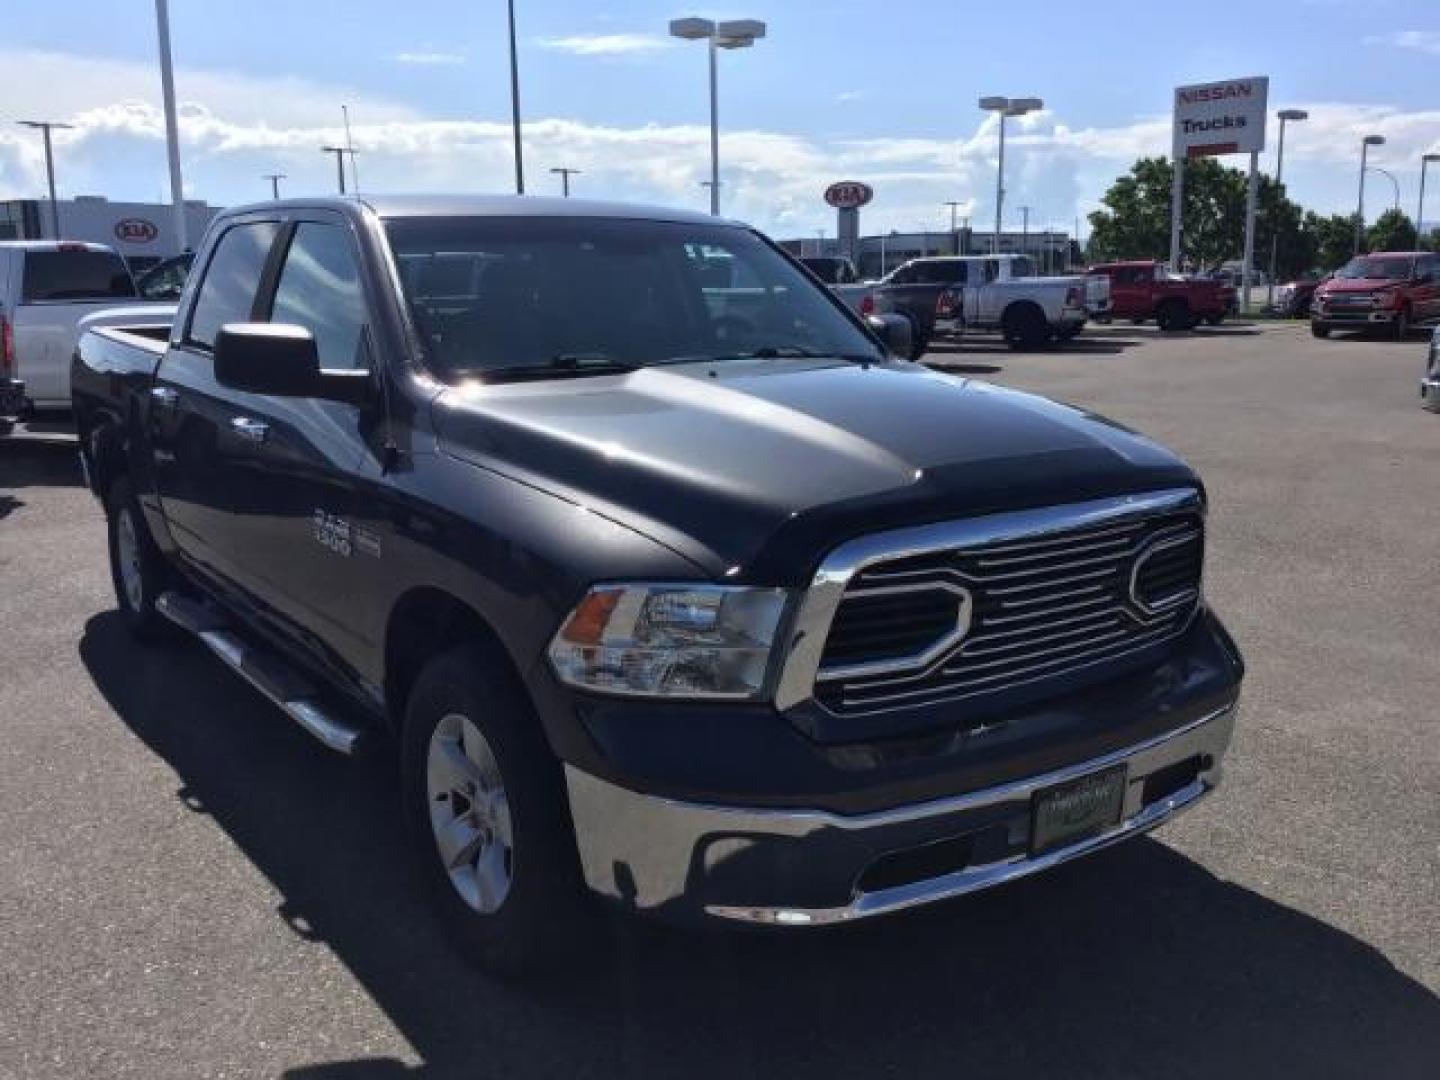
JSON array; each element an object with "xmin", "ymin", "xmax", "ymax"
[{"xmin": 2, "ymin": 0, "xmax": 1438, "ymax": 239}]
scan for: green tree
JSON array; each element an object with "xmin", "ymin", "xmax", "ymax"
[
  {"xmin": 1301, "ymin": 212, "xmax": 1359, "ymax": 272},
  {"xmin": 1087, "ymin": 156, "xmax": 1305, "ymax": 273},
  {"xmin": 1365, "ymin": 208, "xmax": 1418, "ymax": 252}
]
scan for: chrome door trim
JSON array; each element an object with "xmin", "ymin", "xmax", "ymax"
[{"xmin": 773, "ymin": 487, "xmax": 1203, "ymax": 711}]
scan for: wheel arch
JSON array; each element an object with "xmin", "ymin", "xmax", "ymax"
[
  {"xmin": 1000, "ymin": 298, "xmax": 1046, "ymax": 329},
  {"xmin": 382, "ymin": 587, "xmax": 517, "ymax": 733}
]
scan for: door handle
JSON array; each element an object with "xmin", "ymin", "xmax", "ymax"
[
  {"xmin": 229, "ymin": 417, "xmax": 269, "ymax": 443},
  {"xmin": 150, "ymin": 386, "xmax": 179, "ymax": 408}
]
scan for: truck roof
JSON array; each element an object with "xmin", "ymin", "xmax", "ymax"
[{"xmin": 217, "ymin": 194, "xmax": 730, "ymax": 228}]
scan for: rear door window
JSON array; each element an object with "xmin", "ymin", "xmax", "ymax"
[
  {"xmin": 186, "ymin": 222, "xmax": 281, "ymax": 348},
  {"xmin": 21, "ymin": 250, "xmax": 136, "ymax": 302}
]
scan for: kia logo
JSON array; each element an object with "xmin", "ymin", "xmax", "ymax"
[
  {"xmin": 824, "ymin": 181, "xmax": 874, "ymax": 210},
  {"xmin": 114, "ymin": 218, "xmax": 159, "ymax": 244}
]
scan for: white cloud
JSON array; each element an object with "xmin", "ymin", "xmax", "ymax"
[
  {"xmin": 535, "ymin": 33, "xmax": 671, "ymax": 56},
  {"xmin": 393, "ymin": 51, "xmax": 467, "ymax": 66},
  {"xmin": 1, "ymin": 47, "xmax": 1435, "ymax": 243},
  {"xmin": 1364, "ymin": 30, "xmax": 1440, "ymax": 56},
  {"xmin": 835, "ymin": 90, "xmax": 867, "ymax": 103}
]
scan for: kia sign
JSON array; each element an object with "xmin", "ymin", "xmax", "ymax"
[
  {"xmin": 824, "ymin": 182, "xmax": 873, "ymax": 210},
  {"xmin": 1172, "ymin": 76, "xmax": 1268, "ymax": 159},
  {"xmin": 114, "ymin": 218, "xmax": 159, "ymax": 244}
]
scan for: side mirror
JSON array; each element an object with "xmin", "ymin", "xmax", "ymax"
[
  {"xmin": 867, "ymin": 313, "xmax": 913, "ymax": 358},
  {"xmin": 214, "ymin": 323, "xmax": 370, "ymax": 404}
]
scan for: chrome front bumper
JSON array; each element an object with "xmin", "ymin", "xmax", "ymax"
[{"xmin": 565, "ymin": 701, "xmax": 1236, "ymax": 926}]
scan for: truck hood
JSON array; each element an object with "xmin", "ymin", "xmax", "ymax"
[
  {"xmin": 434, "ymin": 358, "xmax": 1197, "ymax": 580},
  {"xmin": 1319, "ymin": 278, "xmax": 1403, "ymax": 295}
]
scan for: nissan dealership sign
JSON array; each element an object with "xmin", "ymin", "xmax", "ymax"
[{"xmin": 1172, "ymin": 76, "xmax": 1268, "ymax": 158}]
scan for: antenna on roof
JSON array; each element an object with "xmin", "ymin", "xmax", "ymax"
[{"xmin": 342, "ymin": 105, "xmax": 360, "ymax": 195}]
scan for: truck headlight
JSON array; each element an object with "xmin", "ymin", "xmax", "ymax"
[{"xmin": 548, "ymin": 584, "xmax": 790, "ymax": 699}]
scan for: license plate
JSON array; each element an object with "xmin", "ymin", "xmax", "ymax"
[{"xmin": 1031, "ymin": 764, "xmax": 1127, "ymax": 855}]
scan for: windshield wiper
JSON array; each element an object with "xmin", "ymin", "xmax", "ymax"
[
  {"xmin": 475, "ymin": 353, "xmax": 640, "ymax": 381},
  {"xmin": 660, "ymin": 346, "xmax": 880, "ymax": 365}
]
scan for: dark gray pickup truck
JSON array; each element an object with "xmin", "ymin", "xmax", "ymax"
[{"xmin": 72, "ymin": 195, "xmax": 1243, "ymax": 974}]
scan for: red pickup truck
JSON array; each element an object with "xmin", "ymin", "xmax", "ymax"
[
  {"xmin": 1086, "ymin": 261, "xmax": 1229, "ymax": 331},
  {"xmin": 1310, "ymin": 252, "xmax": 1440, "ymax": 339}
]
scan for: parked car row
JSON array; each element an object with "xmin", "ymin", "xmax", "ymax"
[{"xmin": 836, "ymin": 254, "xmax": 1110, "ymax": 357}]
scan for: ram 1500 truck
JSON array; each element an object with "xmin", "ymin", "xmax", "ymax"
[
  {"xmin": 872, "ymin": 254, "xmax": 1107, "ymax": 356},
  {"xmin": 73, "ymin": 196, "xmax": 1243, "ymax": 974},
  {"xmin": 1084, "ymin": 261, "xmax": 1230, "ymax": 330}
]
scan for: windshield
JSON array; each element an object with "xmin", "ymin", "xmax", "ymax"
[
  {"xmin": 384, "ymin": 216, "xmax": 882, "ymax": 377},
  {"xmin": 1335, "ymin": 256, "xmax": 1414, "ymax": 281},
  {"xmin": 21, "ymin": 250, "xmax": 137, "ymax": 302}
]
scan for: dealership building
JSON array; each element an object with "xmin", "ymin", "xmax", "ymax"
[
  {"xmin": 780, "ymin": 227, "xmax": 1081, "ymax": 280},
  {"xmin": 0, "ymin": 197, "xmax": 220, "ymax": 273}
]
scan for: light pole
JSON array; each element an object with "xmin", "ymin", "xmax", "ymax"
[
  {"xmin": 549, "ymin": 167, "xmax": 580, "ymax": 197},
  {"xmin": 944, "ymin": 200, "xmax": 963, "ymax": 253},
  {"xmin": 670, "ymin": 16, "xmax": 766, "ymax": 216},
  {"xmin": 16, "ymin": 120, "xmax": 72, "ymax": 238},
  {"xmin": 979, "ymin": 96, "xmax": 1042, "ymax": 254},
  {"xmin": 507, "ymin": 0, "xmax": 524, "ymax": 194},
  {"xmin": 153, "ymin": 0, "xmax": 187, "ymax": 251},
  {"xmin": 1266, "ymin": 108, "xmax": 1307, "ymax": 309},
  {"xmin": 320, "ymin": 146, "xmax": 354, "ymax": 194},
  {"xmin": 263, "ymin": 173, "xmax": 286, "ymax": 199},
  {"xmin": 1420, "ymin": 153, "xmax": 1440, "ymax": 245},
  {"xmin": 1018, "ymin": 204, "xmax": 1031, "ymax": 260},
  {"xmin": 1356, "ymin": 135, "xmax": 1386, "ymax": 255}
]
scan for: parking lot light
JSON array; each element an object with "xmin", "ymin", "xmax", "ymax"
[
  {"xmin": 670, "ymin": 15, "xmax": 766, "ymax": 216},
  {"xmin": 1267, "ymin": 109, "xmax": 1308, "ymax": 309},
  {"xmin": 979, "ymin": 96, "xmax": 1043, "ymax": 254},
  {"xmin": 1356, "ymin": 135, "xmax": 1386, "ymax": 255},
  {"xmin": 1418, "ymin": 154, "xmax": 1440, "ymax": 242},
  {"xmin": 16, "ymin": 120, "xmax": 73, "ymax": 239}
]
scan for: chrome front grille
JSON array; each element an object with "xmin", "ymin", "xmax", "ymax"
[{"xmin": 808, "ymin": 500, "xmax": 1203, "ymax": 718}]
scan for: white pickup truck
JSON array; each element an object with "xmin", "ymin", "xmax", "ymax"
[
  {"xmin": 872, "ymin": 254, "xmax": 1110, "ymax": 354},
  {"xmin": 1, "ymin": 241, "xmax": 172, "ymax": 419}
]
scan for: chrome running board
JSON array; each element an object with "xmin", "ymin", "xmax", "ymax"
[{"xmin": 156, "ymin": 591, "xmax": 362, "ymax": 756}]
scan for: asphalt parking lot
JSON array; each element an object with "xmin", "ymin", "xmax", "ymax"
[{"xmin": 2, "ymin": 320, "xmax": 1437, "ymax": 1079}]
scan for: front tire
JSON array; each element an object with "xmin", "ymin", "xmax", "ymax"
[
  {"xmin": 1393, "ymin": 306, "xmax": 1411, "ymax": 341},
  {"xmin": 1310, "ymin": 321, "xmax": 1331, "ymax": 339},
  {"xmin": 402, "ymin": 642, "xmax": 586, "ymax": 976},
  {"xmin": 106, "ymin": 476, "xmax": 175, "ymax": 642}
]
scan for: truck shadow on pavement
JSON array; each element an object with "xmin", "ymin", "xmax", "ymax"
[
  {"xmin": 79, "ymin": 611, "xmax": 1440, "ymax": 1080},
  {"xmin": 0, "ymin": 433, "xmax": 83, "ymax": 490}
]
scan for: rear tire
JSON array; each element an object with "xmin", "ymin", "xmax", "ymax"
[
  {"xmin": 402, "ymin": 641, "xmax": 587, "ymax": 977},
  {"xmin": 1156, "ymin": 300, "xmax": 1191, "ymax": 333},
  {"xmin": 106, "ymin": 476, "xmax": 176, "ymax": 642},
  {"xmin": 906, "ymin": 315, "xmax": 928, "ymax": 361},
  {"xmin": 1204, "ymin": 313, "xmax": 1223, "ymax": 327},
  {"xmin": 1002, "ymin": 304, "xmax": 1049, "ymax": 350}
]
